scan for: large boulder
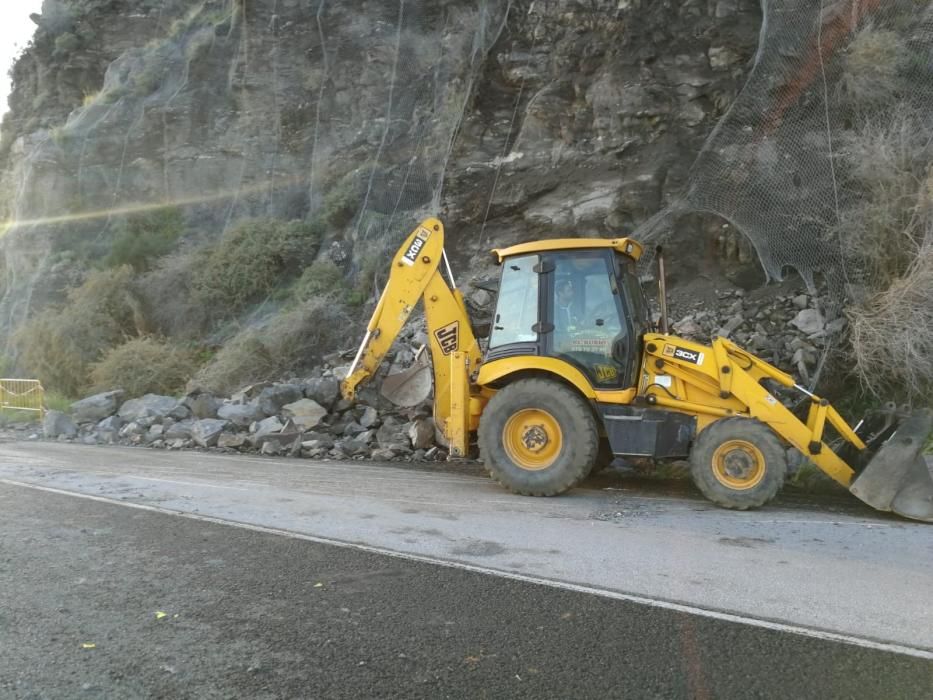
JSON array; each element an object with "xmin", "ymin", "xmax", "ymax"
[
  {"xmin": 359, "ymin": 406, "xmax": 379, "ymax": 429},
  {"xmin": 257, "ymin": 384, "xmax": 304, "ymax": 417},
  {"xmin": 164, "ymin": 419, "xmax": 196, "ymax": 440},
  {"xmin": 191, "ymin": 419, "xmax": 229, "ymax": 448},
  {"xmin": 119, "ymin": 394, "xmax": 190, "ymax": 423},
  {"xmin": 252, "ymin": 416, "xmax": 285, "ymax": 444},
  {"xmin": 376, "ymin": 416, "xmax": 408, "ymax": 447},
  {"xmin": 217, "ymin": 432, "xmax": 248, "ymax": 450},
  {"xmin": 217, "ymin": 402, "xmax": 264, "ymax": 428},
  {"xmin": 146, "ymin": 424, "xmax": 165, "ymax": 444},
  {"xmin": 96, "ymin": 415, "xmax": 124, "ymax": 442},
  {"xmin": 304, "ymin": 376, "xmax": 340, "ymax": 409},
  {"xmin": 342, "ymin": 421, "xmax": 366, "ymax": 437},
  {"xmin": 408, "ymin": 417, "xmax": 436, "ymax": 450},
  {"xmin": 281, "ymin": 399, "xmax": 327, "ymax": 431},
  {"xmin": 334, "ymin": 438, "xmax": 371, "ymax": 458},
  {"xmin": 256, "ymin": 431, "xmax": 303, "ymax": 454},
  {"xmin": 790, "ymin": 308, "xmax": 825, "ymax": 336},
  {"xmin": 230, "ymin": 382, "xmax": 272, "ymax": 405},
  {"xmin": 71, "ymin": 391, "xmax": 124, "ymax": 424},
  {"xmin": 184, "ymin": 393, "xmax": 222, "ymax": 419},
  {"xmin": 43, "ymin": 411, "xmax": 77, "ymax": 439}
]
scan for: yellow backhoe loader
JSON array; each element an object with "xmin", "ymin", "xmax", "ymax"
[{"xmin": 341, "ymin": 218, "xmax": 933, "ymax": 522}]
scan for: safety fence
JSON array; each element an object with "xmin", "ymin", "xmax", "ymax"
[{"xmin": 0, "ymin": 379, "xmax": 45, "ymax": 418}]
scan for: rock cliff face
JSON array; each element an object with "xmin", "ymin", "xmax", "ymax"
[{"xmin": 0, "ymin": 0, "xmax": 762, "ymax": 341}]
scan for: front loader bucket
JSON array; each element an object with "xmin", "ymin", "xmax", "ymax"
[{"xmin": 849, "ymin": 409, "xmax": 933, "ymax": 523}]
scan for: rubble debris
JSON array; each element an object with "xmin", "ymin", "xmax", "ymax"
[{"xmin": 15, "ymin": 288, "xmax": 844, "ymax": 475}]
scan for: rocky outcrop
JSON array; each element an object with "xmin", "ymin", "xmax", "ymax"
[{"xmin": 0, "ymin": 0, "xmax": 762, "ymax": 345}]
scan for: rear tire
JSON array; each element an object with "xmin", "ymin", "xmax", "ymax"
[
  {"xmin": 479, "ymin": 378, "xmax": 598, "ymax": 496},
  {"xmin": 689, "ymin": 417, "xmax": 786, "ymax": 510}
]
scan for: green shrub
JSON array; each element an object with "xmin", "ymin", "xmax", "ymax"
[
  {"xmin": 13, "ymin": 267, "xmax": 139, "ymax": 396},
  {"xmin": 137, "ymin": 251, "xmax": 211, "ymax": 338},
  {"xmin": 67, "ymin": 265, "xmax": 138, "ymax": 330},
  {"xmin": 192, "ymin": 219, "xmax": 323, "ymax": 314},
  {"xmin": 322, "ymin": 177, "xmax": 360, "ymax": 228},
  {"xmin": 293, "ymin": 261, "xmax": 348, "ymax": 300},
  {"xmin": 45, "ymin": 392, "xmax": 74, "ymax": 413},
  {"xmin": 839, "ymin": 28, "xmax": 906, "ymax": 108},
  {"xmin": 90, "ymin": 337, "xmax": 196, "ymax": 397},
  {"xmin": 263, "ymin": 296, "xmax": 357, "ymax": 371},
  {"xmin": 191, "ymin": 296, "xmax": 357, "ymax": 394},
  {"xmin": 105, "ymin": 207, "xmax": 185, "ymax": 271},
  {"xmin": 189, "ymin": 332, "xmax": 276, "ymax": 395},
  {"xmin": 353, "ymin": 250, "xmax": 389, "ymax": 304},
  {"xmin": 53, "ymin": 33, "xmax": 81, "ymax": 57}
]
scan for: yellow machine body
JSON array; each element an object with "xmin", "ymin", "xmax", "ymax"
[{"xmin": 342, "ymin": 219, "xmax": 933, "ymax": 522}]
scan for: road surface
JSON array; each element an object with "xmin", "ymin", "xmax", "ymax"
[{"xmin": 1, "ymin": 442, "xmax": 931, "ymax": 697}]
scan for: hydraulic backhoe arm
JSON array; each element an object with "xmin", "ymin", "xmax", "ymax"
[{"xmin": 340, "ymin": 218, "xmax": 483, "ymax": 456}]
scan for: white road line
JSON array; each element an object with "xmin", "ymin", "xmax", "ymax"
[{"xmin": 2, "ymin": 477, "xmax": 931, "ymax": 661}]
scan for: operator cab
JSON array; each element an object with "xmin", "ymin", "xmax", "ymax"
[{"xmin": 487, "ymin": 238, "xmax": 651, "ymax": 390}]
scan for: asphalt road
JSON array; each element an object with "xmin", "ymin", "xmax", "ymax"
[
  {"xmin": 2, "ymin": 483, "xmax": 932, "ymax": 699},
  {"xmin": 1, "ymin": 443, "xmax": 931, "ymax": 656}
]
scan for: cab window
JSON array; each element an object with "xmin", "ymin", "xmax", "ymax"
[{"xmin": 489, "ymin": 254, "xmax": 539, "ymax": 349}]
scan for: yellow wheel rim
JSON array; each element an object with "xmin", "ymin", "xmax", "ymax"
[
  {"xmin": 711, "ymin": 439, "xmax": 766, "ymax": 490},
  {"xmin": 502, "ymin": 408, "xmax": 563, "ymax": 471}
]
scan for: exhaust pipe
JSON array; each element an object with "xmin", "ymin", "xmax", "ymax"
[{"xmin": 656, "ymin": 245, "xmax": 670, "ymax": 334}]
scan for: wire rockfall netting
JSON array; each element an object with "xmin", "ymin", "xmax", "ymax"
[
  {"xmin": 304, "ymin": 0, "xmax": 511, "ymax": 254},
  {"xmin": 637, "ymin": 0, "xmax": 933, "ymax": 298}
]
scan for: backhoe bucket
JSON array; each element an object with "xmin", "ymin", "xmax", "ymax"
[
  {"xmin": 849, "ymin": 409, "xmax": 933, "ymax": 523},
  {"xmin": 379, "ymin": 349, "xmax": 432, "ymax": 407}
]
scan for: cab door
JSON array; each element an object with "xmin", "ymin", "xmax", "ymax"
[
  {"xmin": 542, "ymin": 250, "xmax": 635, "ymax": 390},
  {"xmin": 486, "ymin": 253, "xmax": 542, "ymax": 361}
]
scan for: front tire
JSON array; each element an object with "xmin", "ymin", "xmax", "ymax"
[
  {"xmin": 479, "ymin": 378, "xmax": 598, "ymax": 496},
  {"xmin": 689, "ymin": 417, "xmax": 786, "ymax": 510}
]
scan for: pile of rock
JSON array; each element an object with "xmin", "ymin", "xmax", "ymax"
[
  {"xmin": 34, "ymin": 287, "xmax": 846, "ymax": 462},
  {"xmin": 669, "ymin": 288, "xmax": 846, "ymax": 385},
  {"xmin": 42, "ymin": 372, "xmax": 447, "ymax": 463}
]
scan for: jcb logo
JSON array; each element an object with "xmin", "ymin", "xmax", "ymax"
[
  {"xmin": 594, "ymin": 364, "xmax": 618, "ymax": 382},
  {"xmin": 662, "ymin": 344, "xmax": 704, "ymax": 365},
  {"xmin": 434, "ymin": 321, "xmax": 460, "ymax": 356},
  {"xmin": 401, "ymin": 228, "xmax": 432, "ymax": 266}
]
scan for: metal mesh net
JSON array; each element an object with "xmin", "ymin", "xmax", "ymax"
[
  {"xmin": 302, "ymin": 0, "xmax": 510, "ymax": 262},
  {"xmin": 637, "ymin": 0, "xmax": 933, "ymax": 298}
]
